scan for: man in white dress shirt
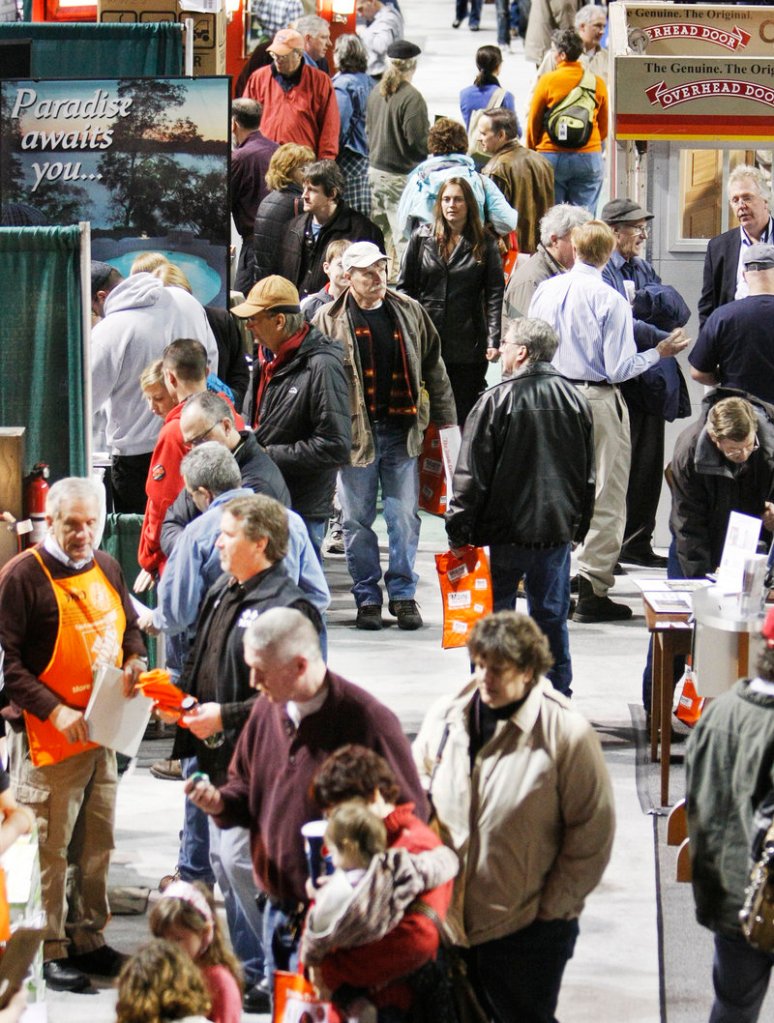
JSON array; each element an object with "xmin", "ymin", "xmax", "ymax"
[{"xmin": 529, "ymin": 220, "xmax": 690, "ymax": 622}]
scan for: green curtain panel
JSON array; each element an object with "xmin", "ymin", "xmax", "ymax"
[
  {"xmin": 100, "ymin": 513, "xmax": 158, "ymax": 667},
  {"xmin": 0, "ymin": 224, "xmax": 87, "ymax": 478},
  {"xmin": 0, "ymin": 22, "xmax": 183, "ymax": 77}
]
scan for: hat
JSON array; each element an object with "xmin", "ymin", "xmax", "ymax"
[
  {"xmin": 600, "ymin": 198, "xmax": 654, "ymax": 224},
  {"xmin": 386, "ymin": 39, "xmax": 422, "ymax": 60},
  {"xmin": 269, "ymin": 28, "xmax": 304, "ymax": 55},
  {"xmin": 743, "ymin": 242, "xmax": 774, "ymax": 270},
  {"xmin": 90, "ymin": 260, "xmax": 114, "ymax": 297},
  {"xmin": 231, "ymin": 276, "xmax": 301, "ymax": 318},
  {"xmin": 341, "ymin": 241, "xmax": 388, "ymax": 272}
]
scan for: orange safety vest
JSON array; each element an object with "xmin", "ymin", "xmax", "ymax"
[{"xmin": 24, "ymin": 549, "xmax": 127, "ymax": 768}]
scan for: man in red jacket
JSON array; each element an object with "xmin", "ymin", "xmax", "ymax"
[{"xmin": 243, "ymin": 28, "xmax": 340, "ymax": 161}]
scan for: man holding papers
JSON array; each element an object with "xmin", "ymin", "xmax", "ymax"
[{"xmin": 0, "ymin": 477, "xmax": 146, "ymax": 993}]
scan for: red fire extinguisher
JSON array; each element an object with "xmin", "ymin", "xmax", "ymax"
[{"xmin": 24, "ymin": 462, "xmax": 49, "ymax": 547}]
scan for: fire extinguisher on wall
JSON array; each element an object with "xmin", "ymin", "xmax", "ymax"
[{"xmin": 24, "ymin": 463, "xmax": 49, "ymax": 547}]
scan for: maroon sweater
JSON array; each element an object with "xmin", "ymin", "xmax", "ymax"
[
  {"xmin": 0, "ymin": 547, "xmax": 145, "ymax": 726},
  {"xmin": 214, "ymin": 670, "xmax": 428, "ymax": 906}
]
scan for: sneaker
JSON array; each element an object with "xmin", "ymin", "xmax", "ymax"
[
  {"xmin": 356, "ymin": 604, "xmax": 383, "ymax": 631},
  {"xmin": 388, "ymin": 599, "xmax": 423, "ymax": 630},
  {"xmin": 243, "ymin": 979, "xmax": 271, "ymax": 1014},
  {"xmin": 322, "ymin": 524, "xmax": 345, "ymax": 558},
  {"xmin": 150, "ymin": 758, "xmax": 182, "ymax": 781}
]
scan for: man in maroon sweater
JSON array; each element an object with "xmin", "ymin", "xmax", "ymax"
[{"xmin": 186, "ymin": 605, "xmax": 425, "ymax": 984}]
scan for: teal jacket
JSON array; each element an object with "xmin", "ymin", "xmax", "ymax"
[{"xmin": 686, "ymin": 678, "xmax": 774, "ymax": 937}]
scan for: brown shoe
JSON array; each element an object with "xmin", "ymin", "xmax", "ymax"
[{"xmin": 150, "ymin": 759, "xmax": 182, "ymax": 781}]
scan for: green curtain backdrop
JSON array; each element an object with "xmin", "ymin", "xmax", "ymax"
[
  {"xmin": 0, "ymin": 225, "xmax": 87, "ymax": 479},
  {"xmin": 0, "ymin": 22, "xmax": 183, "ymax": 77}
]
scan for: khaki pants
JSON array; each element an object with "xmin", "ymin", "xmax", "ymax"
[
  {"xmin": 9, "ymin": 731, "xmax": 117, "ymax": 961},
  {"xmin": 574, "ymin": 383, "xmax": 631, "ymax": 597},
  {"xmin": 368, "ymin": 166, "xmax": 408, "ymax": 280}
]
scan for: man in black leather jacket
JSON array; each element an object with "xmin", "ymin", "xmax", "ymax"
[
  {"xmin": 232, "ymin": 275, "xmax": 352, "ymax": 557},
  {"xmin": 446, "ymin": 317, "xmax": 595, "ymax": 696}
]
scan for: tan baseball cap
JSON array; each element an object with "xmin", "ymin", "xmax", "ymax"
[
  {"xmin": 231, "ymin": 276, "xmax": 301, "ymax": 318},
  {"xmin": 269, "ymin": 28, "xmax": 304, "ymax": 55}
]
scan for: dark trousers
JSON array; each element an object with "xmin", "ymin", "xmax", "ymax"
[
  {"xmin": 471, "ymin": 917, "xmax": 580, "ymax": 1023},
  {"xmin": 491, "ymin": 543, "xmax": 572, "ymax": 697},
  {"xmin": 445, "ymin": 361, "xmax": 488, "ymax": 430},
  {"xmin": 709, "ymin": 932, "xmax": 774, "ymax": 1023},
  {"xmin": 455, "ymin": 0, "xmax": 482, "ymax": 25},
  {"xmin": 621, "ymin": 409, "xmax": 665, "ymax": 559},
  {"xmin": 110, "ymin": 452, "xmax": 151, "ymax": 514}
]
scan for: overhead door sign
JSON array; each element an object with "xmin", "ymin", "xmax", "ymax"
[
  {"xmin": 615, "ymin": 56, "xmax": 774, "ymax": 141},
  {"xmin": 624, "ymin": 4, "xmax": 774, "ymax": 57}
]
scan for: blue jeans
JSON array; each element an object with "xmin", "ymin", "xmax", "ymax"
[
  {"xmin": 178, "ymin": 757, "xmax": 216, "ymax": 887},
  {"xmin": 490, "ymin": 543, "xmax": 572, "ymax": 697},
  {"xmin": 208, "ymin": 820, "xmax": 265, "ymax": 986},
  {"xmin": 301, "ymin": 516, "xmax": 327, "ymax": 564},
  {"xmin": 262, "ymin": 903, "xmax": 300, "ymax": 995},
  {"xmin": 455, "ymin": 0, "xmax": 482, "ymax": 25},
  {"xmin": 709, "ymin": 933, "xmax": 774, "ymax": 1023},
  {"xmin": 338, "ymin": 422, "xmax": 420, "ymax": 607},
  {"xmin": 495, "ymin": 0, "xmax": 511, "ymax": 43},
  {"xmin": 542, "ymin": 151, "xmax": 604, "ymax": 215},
  {"xmin": 472, "ymin": 917, "xmax": 579, "ymax": 1023}
]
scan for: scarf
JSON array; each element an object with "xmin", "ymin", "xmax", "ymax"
[
  {"xmin": 253, "ymin": 324, "xmax": 309, "ymax": 428},
  {"xmin": 348, "ymin": 295, "xmax": 416, "ymax": 421}
]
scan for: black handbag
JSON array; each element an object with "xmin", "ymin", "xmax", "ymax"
[{"xmin": 411, "ymin": 901, "xmax": 489, "ymax": 1023}]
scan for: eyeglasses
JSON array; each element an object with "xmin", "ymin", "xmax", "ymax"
[
  {"xmin": 717, "ymin": 435, "xmax": 759, "ymax": 459},
  {"xmin": 186, "ymin": 422, "xmax": 217, "ymax": 447},
  {"xmin": 621, "ymin": 224, "xmax": 649, "ymax": 236}
]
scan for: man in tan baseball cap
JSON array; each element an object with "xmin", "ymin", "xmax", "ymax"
[{"xmin": 232, "ymin": 276, "xmax": 351, "ymax": 558}]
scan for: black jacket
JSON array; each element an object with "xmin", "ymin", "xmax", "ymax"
[
  {"xmin": 254, "ymin": 326, "xmax": 352, "ymax": 519},
  {"xmin": 254, "ymin": 186, "xmax": 304, "ymax": 282},
  {"xmin": 174, "ymin": 562, "xmax": 321, "ymax": 783},
  {"xmin": 205, "ymin": 306, "xmax": 250, "ymax": 408},
  {"xmin": 446, "ymin": 362, "xmax": 596, "ymax": 547},
  {"xmin": 277, "ymin": 201, "xmax": 385, "ymax": 297},
  {"xmin": 397, "ymin": 226, "xmax": 503, "ymax": 364},
  {"xmin": 160, "ymin": 430, "xmax": 291, "ymax": 556},
  {"xmin": 670, "ymin": 389, "xmax": 774, "ymax": 578}
]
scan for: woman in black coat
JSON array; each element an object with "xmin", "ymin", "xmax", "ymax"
[
  {"xmin": 253, "ymin": 142, "xmax": 315, "ymax": 282},
  {"xmin": 397, "ymin": 175, "xmax": 503, "ymax": 426}
]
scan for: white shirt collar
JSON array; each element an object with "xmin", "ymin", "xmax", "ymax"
[
  {"xmin": 42, "ymin": 533, "xmax": 91, "ymax": 571},
  {"xmin": 286, "ymin": 682, "xmax": 329, "ymax": 728}
]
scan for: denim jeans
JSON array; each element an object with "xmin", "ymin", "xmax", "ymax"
[
  {"xmin": 709, "ymin": 933, "xmax": 774, "ymax": 1023},
  {"xmin": 490, "ymin": 543, "xmax": 572, "ymax": 697},
  {"xmin": 338, "ymin": 422, "xmax": 420, "ymax": 607},
  {"xmin": 495, "ymin": 0, "xmax": 511, "ymax": 44},
  {"xmin": 542, "ymin": 151, "xmax": 604, "ymax": 215},
  {"xmin": 455, "ymin": 0, "xmax": 482, "ymax": 25},
  {"xmin": 208, "ymin": 820, "xmax": 265, "ymax": 986},
  {"xmin": 301, "ymin": 516, "xmax": 327, "ymax": 564},
  {"xmin": 472, "ymin": 917, "xmax": 579, "ymax": 1023},
  {"xmin": 178, "ymin": 757, "xmax": 216, "ymax": 887},
  {"xmin": 262, "ymin": 902, "xmax": 300, "ymax": 996}
]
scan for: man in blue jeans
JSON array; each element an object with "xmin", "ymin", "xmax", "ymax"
[
  {"xmin": 445, "ymin": 317, "xmax": 595, "ymax": 696},
  {"xmin": 315, "ymin": 241, "xmax": 456, "ymax": 631}
]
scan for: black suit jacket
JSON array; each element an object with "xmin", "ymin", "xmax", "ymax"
[{"xmin": 698, "ymin": 227, "xmax": 741, "ymax": 330}]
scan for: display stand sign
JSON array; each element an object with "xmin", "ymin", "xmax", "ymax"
[
  {"xmin": 614, "ymin": 55, "xmax": 774, "ymax": 141},
  {"xmin": 0, "ymin": 76, "xmax": 230, "ymax": 305},
  {"xmin": 623, "ymin": 4, "xmax": 774, "ymax": 57}
]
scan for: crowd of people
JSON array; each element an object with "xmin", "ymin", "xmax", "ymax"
[{"xmin": 4, "ymin": 2, "xmax": 774, "ymax": 1023}]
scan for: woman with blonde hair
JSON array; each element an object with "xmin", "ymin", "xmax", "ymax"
[{"xmin": 253, "ymin": 142, "xmax": 315, "ymax": 281}]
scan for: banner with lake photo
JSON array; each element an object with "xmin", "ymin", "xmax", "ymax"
[{"xmin": 0, "ymin": 77, "xmax": 230, "ymax": 305}]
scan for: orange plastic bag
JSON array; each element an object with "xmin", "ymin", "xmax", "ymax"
[
  {"xmin": 418, "ymin": 423, "xmax": 447, "ymax": 516},
  {"xmin": 502, "ymin": 231, "xmax": 519, "ymax": 282},
  {"xmin": 0, "ymin": 869, "xmax": 10, "ymax": 943},
  {"xmin": 435, "ymin": 547, "xmax": 493, "ymax": 649},
  {"xmin": 136, "ymin": 669, "xmax": 192, "ymax": 722},
  {"xmin": 273, "ymin": 970, "xmax": 337, "ymax": 1023},
  {"xmin": 674, "ymin": 660, "xmax": 705, "ymax": 728}
]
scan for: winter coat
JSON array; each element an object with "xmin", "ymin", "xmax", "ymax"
[
  {"xmin": 277, "ymin": 201, "xmax": 385, "ymax": 297},
  {"xmin": 396, "ymin": 226, "xmax": 503, "ymax": 364},
  {"xmin": 254, "ymin": 326, "xmax": 352, "ymax": 518},
  {"xmin": 254, "ymin": 186, "xmax": 304, "ymax": 281},
  {"xmin": 314, "ymin": 289, "xmax": 457, "ymax": 466}
]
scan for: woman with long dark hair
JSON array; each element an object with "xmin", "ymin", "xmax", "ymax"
[
  {"xmin": 459, "ymin": 45, "xmax": 516, "ymax": 133},
  {"xmin": 397, "ymin": 176, "xmax": 503, "ymax": 426}
]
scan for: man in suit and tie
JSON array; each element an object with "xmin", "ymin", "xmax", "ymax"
[{"xmin": 698, "ymin": 164, "xmax": 774, "ymax": 329}]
